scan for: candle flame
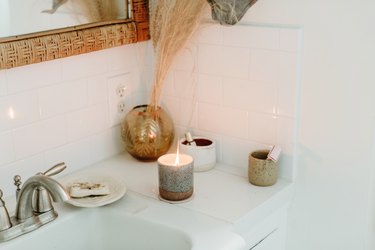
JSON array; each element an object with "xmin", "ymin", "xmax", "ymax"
[{"xmin": 174, "ymin": 140, "xmax": 180, "ymax": 166}]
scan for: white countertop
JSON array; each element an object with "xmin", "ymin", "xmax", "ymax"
[
  {"xmin": 78, "ymin": 153, "xmax": 294, "ymax": 224},
  {"xmin": 1, "ymin": 153, "xmax": 294, "ymax": 250}
]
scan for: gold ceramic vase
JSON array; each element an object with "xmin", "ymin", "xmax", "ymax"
[{"xmin": 121, "ymin": 105, "xmax": 174, "ymax": 161}]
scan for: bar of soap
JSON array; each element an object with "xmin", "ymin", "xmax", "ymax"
[{"xmin": 70, "ymin": 182, "xmax": 110, "ymax": 198}]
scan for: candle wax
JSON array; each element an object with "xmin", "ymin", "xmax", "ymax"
[{"xmin": 158, "ymin": 153, "xmax": 193, "ymax": 167}]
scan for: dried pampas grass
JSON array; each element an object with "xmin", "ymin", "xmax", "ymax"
[{"xmin": 148, "ymin": 0, "xmax": 207, "ymax": 110}]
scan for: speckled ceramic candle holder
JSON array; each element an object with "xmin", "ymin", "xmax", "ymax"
[
  {"xmin": 248, "ymin": 150, "xmax": 278, "ymax": 186},
  {"xmin": 158, "ymin": 154, "xmax": 194, "ymax": 201}
]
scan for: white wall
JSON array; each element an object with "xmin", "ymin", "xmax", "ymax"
[
  {"xmin": 0, "ymin": 44, "xmax": 149, "ymax": 197},
  {"xmin": 235, "ymin": 0, "xmax": 375, "ymax": 249},
  {"xmin": 0, "ymin": 21, "xmax": 300, "ymax": 193},
  {"xmin": 0, "ymin": 1, "xmax": 374, "ymax": 249},
  {"xmin": 142, "ymin": 23, "xmax": 301, "ymax": 181}
]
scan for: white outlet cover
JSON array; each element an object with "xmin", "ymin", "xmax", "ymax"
[{"xmin": 107, "ymin": 73, "xmax": 133, "ymax": 126}]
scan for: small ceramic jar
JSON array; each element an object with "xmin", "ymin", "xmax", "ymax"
[{"xmin": 179, "ymin": 137, "xmax": 216, "ymax": 172}]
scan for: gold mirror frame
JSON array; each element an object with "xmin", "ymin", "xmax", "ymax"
[{"xmin": 0, "ymin": 0, "xmax": 149, "ymax": 70}]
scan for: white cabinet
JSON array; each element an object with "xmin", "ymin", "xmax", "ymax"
[
  {"xmin": 235, "ymin": 206, "xmax": 288, "ymax": 250},
  {"xmin": 250, "ymin": 228, "xmax": 284, "ymax": 250}
]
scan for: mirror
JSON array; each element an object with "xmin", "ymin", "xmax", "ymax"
[
  {"xmin": 0, "ymin": 0, "xmax": 149, "ymax": 70},
  {"xmin": 0, "ymin": 0, "xmax": 130, "ymax": 38}
]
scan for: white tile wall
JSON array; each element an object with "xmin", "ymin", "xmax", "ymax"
[
  {"xmin": 153, "ymin": 23, "xmax": 302, "ymax": 181},
  {"xmin": 0, "ymin": 91, "xmax": 40, "ymax": 131},
  {"xmin": 0, "ymin": 43, "xmax": 146, "ymax": 197},
  {"xmin": 0, "ymin": 70, "xmax": 7, "ymax": 95},
  {"xmin": 6, "ymin": 59, "xmax": 62, "ymax": 93},
  {"xmin": 0, "ymin": 23, "xmax": 301, "ymax": 197}
]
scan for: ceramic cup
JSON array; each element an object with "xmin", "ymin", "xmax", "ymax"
[
  {"xmin": 248, "ymin": 149, "xmax": 278, "ymax": 186},
  {"xmin": 179, "ymin": 137, "xmax": 216, "ymax": 172}
]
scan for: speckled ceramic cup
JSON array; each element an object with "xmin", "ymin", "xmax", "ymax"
[
  {"xmin": 158, "ymin": 154, "xmax": 194, "ymax": 201},
  {"xmin": 248, "ymin": 150, "xmax": 278, "ymax": 186}
]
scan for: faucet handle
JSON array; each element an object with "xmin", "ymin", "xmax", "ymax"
[
  {"xmin": 13, "ymin": 175, "xmax": 22, "ymax": 199},
  {"xmin": 40, "ymin": 162, "xmax": 66, "ymax": 177},
  {"xmin": 0, "ymin": 189, "xmax": 12, "ymax": 231}
]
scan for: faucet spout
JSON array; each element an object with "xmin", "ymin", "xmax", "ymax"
[{"xmin": 15, "ymin": 175, "xmax": 69, "ymax": 221}]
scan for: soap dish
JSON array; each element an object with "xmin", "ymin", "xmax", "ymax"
[{"xmin": 59, "ymin": 172, "xmax": 127, "ymax": 208}]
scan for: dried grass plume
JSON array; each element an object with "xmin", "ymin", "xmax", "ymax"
[{"xmin": 148, "ymin": 0, "xmax": 207, "ymax": 110}]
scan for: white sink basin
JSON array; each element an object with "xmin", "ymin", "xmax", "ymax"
[{"xmin": 1, "ymin": 205, "xmax": 192, "ymax": 250}]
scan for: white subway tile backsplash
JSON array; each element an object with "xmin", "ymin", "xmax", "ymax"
[
  {"xmin": 197, "ymin": 74, "xmax": 222, "ymax": 105},
  {"xmin": 250, "ymin": 49, "xmax": 280, "ymax": 83},
  {"xmin": 44, "ymin": 140, "xmax": 91, "ymax": 175},
  {"xmin": 173, "ymin": 70, "xmax": 197, "ymax": 100},
  {"xmin": 0, "ymin": 131, "xmax": 15, "ymax": 166},
  {"xmin": 87, "ymin": 75, "xmax": 108, "ymax": 105},
  {"xmin": 107, "ymin": 45, "xmax": 138, "ymax": 72},
  {"xmin": 0, "ymin": 23, "xmax": 301, "ymax": 193},
  {"xmin": 223, "ymin": 78, "xmax": 276, "ymax": 114},
  {"xmin": 13, "ymin": 115, "xmax": 67, "ymax": 159},
  {"xmin": 135, "ymin": 41, "xmax": 154, "ymax": 67},
  {"xmin": 249, "ymin": 84, "xmax": 277, "ymax": 114},
  {"xmin": 277, "ymin": 52, "xmax": 298, "ymax": 117},
  {"xmin": 197, "ymin": 103, "xmax": 222, "ymax": 134},
  {"xmin": 7, "ymin": 60, "xmax": 62, "ymax": 93},
  {"xmin": 278, "ymin": 85, "xmax": 296, "ymax": 117},
  {"xmin": 196, "ymin": 23, "xmax": 223, "ymax": 45},
  {"xmin": 279, "ymin": 52, "xmax": 299, "ymax": 86},
  {"xmin": 179, "ymin": 99, "xmax": 198, "ymax": 128},
  {"xmin": 61, "ymin": 50, "xmax": 108, "ymax": 81},
  {"xmin": 0, "ymin": 91, "xmax": 40, "ymax": 132},
  {"xmin": 248, "ymin": 112, "xmax": 277, "ymax": 144},
  {"xmin": 160, "ymin": 96, "xmax": 181, "ymax": 125},
  {"xmin": 66, "ymin": 109, "xmax": 87, "ymax": 142},
  {"xmin": 86, "ymin": 103, "xmax": 110, "ymax": 135},
  {"xmin": 0, "ymin": 44, "xmax": 143, "ymax": 194},
  {"xmin": 0, "ymin": 70, "xmax": 7, "ymax": 96},
  {"xmin": 38, "ymin": 79, "xmax": 87, "ymax": 119},
  {"xmin": 67, "ymin": 103, "xmax": 110, "ymax": 143},
  {"xmin": 221, "ymin": 136, "xmax": 270, "ymax": 173},
  {"xmin": 221, "ymin": 46, "xmax": 251, "ymax": 79},
  {"xmin": 198, "ymin": 44, "xmax": 250, "ymax": 78},
  {"xmin": 223, "ymin": 25, "xmax": 279, "ymax": 50},
  {"xmin": 197, "ymin": 44, "xmax": 222, "ymax": 75},
  {"xmin": 86, "ymin": 126, "xmax": 123, "ymax": 164},
  {"xmin": 198, "ymin": 103, "xmax": 248, "ymax": 138},
  {"xmin": 222, "ymin": 78, "xmax": 249, "ymax": 109},
  {"xmin": 276, "ymin": 117, "xmax": 295, "ymax": 154},
  {"xmin": 280, "ymin": 28, "xmax": 302, "ymax": 52}
]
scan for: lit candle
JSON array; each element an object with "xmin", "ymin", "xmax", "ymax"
[{"xmin": 158, "ymin": 153, "xmax": 194, "ymax": 201}]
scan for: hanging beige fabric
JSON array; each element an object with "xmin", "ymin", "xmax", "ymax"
[{"xmin": 207, "ymin": 0, "xmax": 257, "ymax": 25}]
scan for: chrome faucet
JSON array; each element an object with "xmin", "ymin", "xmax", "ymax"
[
  {"xmin": 15, "ymin": 174, "xmax": 69, "ymax": 221},
  {"xmin": 0, "ymin": 163, "xmax": 70, "ymax": 242}
]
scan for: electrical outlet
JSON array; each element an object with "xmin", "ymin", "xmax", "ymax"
[
  {"xmin": 118, "ymin": 101, "xmax": 126, "ymax": 113},
  {"xmin": 116, "ymin": 84, "xmax": 127, "ymax": 97},
  {"xmin": 107, "ymin": 73, "xmax": 133, "ymax": 126}
]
